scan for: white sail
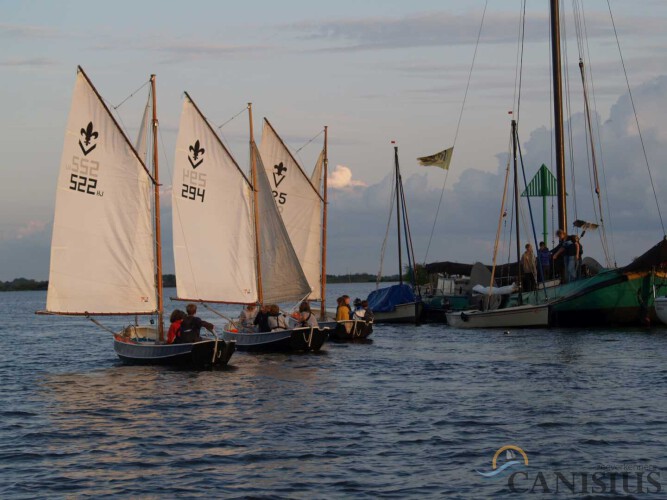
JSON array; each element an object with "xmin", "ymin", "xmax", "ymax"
[
  {"xmin": 135, "ymin": 93, "xmax": 152, "ymax": 165},
  {"xmin": 259, "ymin": 119, "xmax": 323, "ymax": 300},
  {"xmin": 46, "ymin": 70, "xmax": 157, "ymax": 314},
  {"xmin": 172, "ymin": 96, "xmax": 258, "ymax": 303},
  {"xmin": 310, "ymin": 150, "xmax": 324, "ymax": 192},
  {"xmin": 253, "ymin": 145, "xmax": 312, "ymax": 304}
]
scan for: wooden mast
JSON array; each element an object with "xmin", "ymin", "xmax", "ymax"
[
  {"xmin": 550, "ymin": 0, "xmax": 567, "ymax": 233},
  {"xmin": 249, "ymin": 102, "xmax": 263, "ymax": 303},
  {"xmin": 150, "ymin": 74, "xmax": 164, "ymax": 340},
  {"xmin": 512, "ymin": 119, "xmax": 523, "ymax": 305},
  {"xmin": 319, "ymin": 126, "xmax": 328, "ymax": 320}
]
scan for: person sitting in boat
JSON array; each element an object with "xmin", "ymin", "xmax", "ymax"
[
  {"xmin": 175, "ymin": 303, "xmax": 215, "ymax": 344},
  {"xmin": 239, "ymin": 304, "xmax": 257, "ymax": 332},
  {"xmin": 167, "ymin": 309, "xmax": 186, "ymax": 344},
  {"xmin": 353, "ymin": 300, "xmax": 374, "ymax": 323},
  {"xmin": 253, "ymin": 305, "xmax": 271, "ymax": 333},
  {"xmin": 267, "ymin": 304, "xmax": 288, "ymax": 331},
  {"xmin": 336, "ymin": 295, "xmax": 352, "ymax": 321},
  {"xmin": 297, "ymin": 301, "xmax": 319, "ymax": 328}
]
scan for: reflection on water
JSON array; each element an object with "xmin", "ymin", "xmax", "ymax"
[{"xmin": 1, "ymin": 287, "xmax": 667, "ymax": 496}]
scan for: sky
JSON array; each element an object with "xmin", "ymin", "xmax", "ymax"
[{"xmin": 2, "ymin": 0, "xmax": 667, "ymax": 280}]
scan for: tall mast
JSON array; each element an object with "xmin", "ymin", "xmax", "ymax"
[
  {"xmin": 248, "ymin": 102, "xmax": 263, "ymax": 303},
  {"xmin": 394, "ymin": 145, "xmax": 403, "ymax": 285},
  {"xmin": 512, "ymin": 119, "xmax": 523, "ymax": 305},
  {"xmin": 320, "ymin": 126, "xmax": 328, "ymax": 320},
  {"xmin": 150, "ymin": 74, "xmax": 164, "ymax": 340},
  {"xmin": 551, "ymin": 0, "xmax": 567, "ymax": 233}
]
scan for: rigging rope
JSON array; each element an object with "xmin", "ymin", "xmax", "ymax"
[
  {"xmin": 580, "ymin": 0, "xmax": 617, "ymax": 265},
  {"xmin": 217, "ymin": 106, "xmax": 247, "ymax": 129},
  {"xmin": 112, "ymin": 79, "xmax": 151, "ymax": 110},
  {"xmin": 422, "ymin": 0, "xmax": 487, "ymax": 263},
  {"xmin": 606, "ymin": 0, "xmax": 665, "ymax": 236},
  {"xmin": 377, "ymin": 165, "xmax": 397, "ymax": 289},
  {"xmin": 295, "ymin": 130, "xmax": 324, "ymax": 154}
]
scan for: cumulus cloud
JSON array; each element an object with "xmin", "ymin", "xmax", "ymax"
[
  {"xmin": 328, "ymin": 165, "xmax": 367, "ymax": 190},
  {"xmin": 324, "ymin": 75, "xmax": 667, "ymax": 273}
]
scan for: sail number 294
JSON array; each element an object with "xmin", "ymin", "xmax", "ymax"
[{"xmin": 182, "ymin": 170, "xmax": 206, "ymax": 203}]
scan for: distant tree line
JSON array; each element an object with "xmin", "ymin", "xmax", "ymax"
[
  {"xmin": 0, "ymin": 278, "xmax": 49, "ymax": 291},
  {"xmin": 1, "ymin": 269, "xmax": 427, "ymax": 291}
]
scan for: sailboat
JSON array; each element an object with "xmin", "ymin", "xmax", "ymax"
[
  {"xmin": 259, "ymin": 119, "xmax": 331, "ymax": 323},
  {"xmin": 446, "ymin": 121, "xmax": 550, "ymax": 329},
  {"xmin": 502, "ymin": 0, "xmax": 667, "ymax": 326},
  {"xmin": 171, "ymin": 95, "xmax": 328, "ymax": 352},
  {"xmin": 368, "ymin": 144, "xmax": 424, "ymax": 324},
  {"xmin": 451, "ymin": 0, "xmax": 667, "ymax": 327},
  {"xmin": 38, "ymin": 67, "xmax": 234, "ymax": 368}
]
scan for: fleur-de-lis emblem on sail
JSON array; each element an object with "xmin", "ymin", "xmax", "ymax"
[
  {"xmin": 273, "ymin": 162, "xmax": 287, "ymax": 188},
  {"xmin": 78, "ymin": 121, "xmax": 99, "ymax": 155},
  {"xmin": 188, "ymin": 140, "xmax": 205, "ymax": 169}
]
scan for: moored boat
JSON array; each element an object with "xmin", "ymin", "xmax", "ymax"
[{"xmin": 446, "ymin": 304, "xmax": 549, "ymax": 329}]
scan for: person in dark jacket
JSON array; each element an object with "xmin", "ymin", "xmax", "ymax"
[
  {"xmin": 253, "ymin": 305, "xmax": 271, "ymax": 333},
  {"xmin": 175, "ymin": 303, "xmax": 214, "ymax": 344}
]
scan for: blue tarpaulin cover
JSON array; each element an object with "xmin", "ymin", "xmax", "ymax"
[{"xmin": 367, "ymin": 284, "xmax": 415, "ymax": 313}]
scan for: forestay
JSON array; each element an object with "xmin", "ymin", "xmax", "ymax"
[
  {"xmin": 172, "ymin": 96, "xmax": 258, "ymax": 303},
  {"xmin": 253, "ymin": 146, "xmax": 312, "ymax": 304},
  {"xmin": 46, "ymin": 70, "xmax": 157, "ymax": 314},
  {"xmin": 259, "ymin": 119, "xmax": 322, "ymax": 300}
]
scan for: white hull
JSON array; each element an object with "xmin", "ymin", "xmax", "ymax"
[
  {"xmin": 446, "ymin": 304, "xmax": 550, "ymax": 329},
  {"xmin": 373, "ymin": 302, "xmax": 422, "ymax": 324},
  {"xmin": 655, "ymin": 297, "xmax": 667, "ymax": 326}
]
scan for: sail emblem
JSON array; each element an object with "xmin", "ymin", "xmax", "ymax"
[
  {"xmin": 188, "ymin": 140, "xmax": 205, "ymax": 169},
  {"xmin": 273, "ymin": 162, "xmax": 287, "ymax": 187},
  {"xmin": 79, "ymin": 121, "xmax": 99, "ymax": 156}
]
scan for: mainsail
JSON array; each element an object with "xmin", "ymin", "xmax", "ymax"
[
  {"xmin": 259, "ymin": 119, "xmax": 323, "ymax": 300},
  {"xmin": 172, "ymin": 96, "xmax": 310, "ymax": 305},
  {"xmin": 172, "ymin": 95, "xmax": 257, "ymax": 304},
  {"xmin": 253, "ymin": 145, "xmax": 311, "ymax": 304},
  {"xmin": 46, "ymin": 68, "xmax": 157, "ymax": 314}
]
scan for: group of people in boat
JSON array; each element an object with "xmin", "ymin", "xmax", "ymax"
[
  {"xmin": 164, "ymin": 297, "xmax": 374, "ymax": 342},
  {"xmin": 335, "ymin": 295, "xmax": 374, "ymax": 322},
  {"xmin": 520, "ymin": 229, "xmax": 585, "ymax": 291},
  {"xmin": 237, "ymin": 301, "xmax": 319, "ymax": 333},
  {"xmin": 167, "ymin": 303, "xmax": 214, "ymax": 344}
]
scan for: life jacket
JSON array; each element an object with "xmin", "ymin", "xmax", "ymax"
[{"xmin": 167, "ymin": 319, "xmax": 183, "ymax": 344}]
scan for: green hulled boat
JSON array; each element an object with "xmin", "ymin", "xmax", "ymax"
[{"xmin": 508, "ymin": 239, "xmax": 667, "ymax": 327}]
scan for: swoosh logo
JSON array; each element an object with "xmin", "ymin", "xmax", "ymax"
[{"xmin": 476, "ymin": 460, "xmax": 522, "ymax": 478}]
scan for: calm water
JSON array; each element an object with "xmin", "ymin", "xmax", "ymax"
[{"xmin": 1, "ymin": 283, "xmax": 666, "ymax": 498}]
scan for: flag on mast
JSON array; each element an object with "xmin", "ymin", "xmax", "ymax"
[{"xmin": 417, "ymin": 147, "xmax": 453, "ymax": 170}]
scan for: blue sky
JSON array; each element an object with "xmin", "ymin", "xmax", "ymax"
[{"xmin": 2, "ymin": 0, "xmax": 667, "ymax": 279}]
